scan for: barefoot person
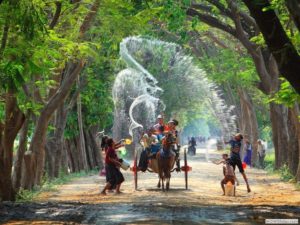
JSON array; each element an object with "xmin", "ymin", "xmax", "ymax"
[
  {"xmin": 221, "ymin": 155, "xmax": 236, "ymax": 196},
  {"xmin": 100, "ymin": 136, "xmax": 124, "ymax": 191},
  {"xmin": 225, "ymin": 133, "xmax": 251, "ymax": 193},
  {"xmin": 213, "ymin": 153, "xmax": 239, "ymax": 188},
  {"xmin": 101, "ymin": 138, "xmax": 124, "ymax": 195}
]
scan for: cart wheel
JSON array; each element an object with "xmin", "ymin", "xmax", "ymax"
[
  {"xmin": 134, "ymin": 152, "xmax": 138, "ymax": 190},
  {"xmin": 184, "ymin": 148, "xmax": 188, "ymax": 190}
]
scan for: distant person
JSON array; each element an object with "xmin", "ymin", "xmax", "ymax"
[
  {"xmin": 189, "ymin": 137, "xmax": 196, "ymax": 146},
  {"xmin": 257, "ymin": 139, "xmax": 266, "ymax": 168},
  {"xmin": 243, "ymin": 139, "xmax": 252, "ymax": 167},
  {"xmin": 101, "ymin": 138, "xmax": 124, "ymax": 195},
  {"xmin": 188, "ymin": 137, "xmax": 197, "ymax": 155},
  {"xmin": 225, "ymin": 133, "xmax": 251, "ymax": 193}
]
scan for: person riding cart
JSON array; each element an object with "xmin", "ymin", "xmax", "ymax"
[
  {"xmin": 153, "ymin": 114, "xmax": 165, "ymax": 142},
  {"xmin": 137, "ymin": 128, "xmax": 159, "ymax": 172},
  {"xmin": 132, "ymin": 118, "xmax": 192, "ymax": 191},
  {"xmin": 163, "ymin": 119, "xmax": 181, "ymax": 171}
]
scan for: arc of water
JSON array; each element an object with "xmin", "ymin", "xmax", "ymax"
[
  {"xmin": 113, "ymin": 36, "xmax": 237, "ymax": 145},
  {"xmin": 120, "ymin": 37, "xmax": 163, "ymax": 95},
  {"xmin": 128, "ymin": 94, "xmax": 160, "ymax": 137}
]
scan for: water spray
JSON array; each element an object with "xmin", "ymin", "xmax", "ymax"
[{"xmin": 205, "ymin": 138, "xmax": 217, "ymax": 162}]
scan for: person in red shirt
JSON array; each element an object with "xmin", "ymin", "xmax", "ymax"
[
  {"xmin": 100, "ymin": 138, "xmax": 124, "ymax": 195},
  {"xmin": 100, "ymin": 136, "xmax": 124, "ymax": 191}
]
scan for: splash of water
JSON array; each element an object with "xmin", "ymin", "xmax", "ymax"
[
  {"xmin": 205, "ymin": 138, "xmax": 217, "ymax": 162},
  {"xmin": 112, "ymin": 36, "xmax": 236, "ymax": 145},
  {"xmin": 128, "ymin": 94, "xmax": 161, "ymax": 137}
]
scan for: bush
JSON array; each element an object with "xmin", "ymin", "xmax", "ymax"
[
  {"xmin": 17, "ymin": 188, "xmax": 40, "ymax": 202},
  {"xmin": 264, "ymin": 153, "xmax": 275, "ymax": 172},
  {"xmin": 278, "ymin": 164, "xmax": 295, "ymax": 182},
  {"xmin": 263, "ymin": 153, "xmax": 295, "ymax": 182}
]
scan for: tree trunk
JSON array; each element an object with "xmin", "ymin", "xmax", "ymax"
[
  {"xmin": 88, "ymin": 128, "xmax": 102, "ymax": 168},
  {"xmin": 224, "ymin": 82, "xmax": 242, "ymax": 132},
  {"xmin": 77, "ymin": 83, "xmax": 89, "ymax": 171},
  {"xmin": 45, "ymin": 104, "xmax": 68, "ymax": 178},
  {"xmin": 285, "ymin": 0, "xmax": 300, "ymax": 32},
  {"xmin": 60, "ymin": 139, "xmax": 69, "ymax": 174},
  {"xmin": 270, "ymin": 103, "xmax": 289, "ymax": 169},
  {"xmin": 45, "ymin": 141, "xmax": 55, "ymax": 178},
  {"xmin": 0, "ymin": 91, "xmax": 25, "ymax": 201},
  {"xmin": 22, "ymin": 0, "xmax": 100, "ymax": 189},
  {"xmin": 287, "ymin": 106, "xmax": 299, "ymax": 175},
  {"xmin": 289, "ymin": 104, "xmax": 300, "ymax": 182},
  {"xmin": 242, "ymin": 0, "xmax": 300, "ymax": 94},
  {"xmin": 187, "ymin": 0, "xmax": 296, "ymax": 172},
  {"xmin": 23, "ymin": 61, "xmax": 84, "ymax": 189},
  {"xmin": 84, "ymin": 129, "xmax": 102, "ymax": 169},
  {"xmin": 65, "ymin": 139, "xmax": 77, "ymax": 173},
  {"xmin": 12, "ymin": 112, "xmax": 30, "ymax": 192},
  {"xmin": 84, "ymin": 130, "xmax": 94, "ymax": 169},
  {"xmin": 237, "ymin": 88, "xmax": 259, "ymax": 166}
]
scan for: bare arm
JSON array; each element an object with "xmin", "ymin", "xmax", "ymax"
[
  {"xmin": 212, "ymin": 159, "xmax": 225, "ymax": 165},
  {"xmin": 115, "ymin": 143, "xmax": 124, "ymax": 150}
]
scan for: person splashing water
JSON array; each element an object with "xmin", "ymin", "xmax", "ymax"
[{"xmin": 225, "ymin": 133, "xmax": 251, "ymax": 193}]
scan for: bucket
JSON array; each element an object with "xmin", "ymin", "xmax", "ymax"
[
  {"xmin": 225, "ymin": 181, "xmax": 235, "ymax": 196},
  {"xmin": 120, "ymin": 160, "xmax": 130, "ymax": 170}
]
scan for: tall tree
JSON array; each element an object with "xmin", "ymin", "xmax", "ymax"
[
  {"xmin": 23, "ymin": 0, "xmax": 101, "ymax": 188},
  {"xmin": 242, "ymin": 0, "xmax": 300, "ymax": 94}
]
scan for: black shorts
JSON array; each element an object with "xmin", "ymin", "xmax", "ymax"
[
  {"xmin": 105, "ymin": 164, "xmax": 124, "ymax": 185},
  {"xmin": 229, "ymin": 153, "xmax": 244, "ymax": 173}
]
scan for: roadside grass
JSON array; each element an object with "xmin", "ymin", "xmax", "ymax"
[
  {"xmin": 264, "ymin": 152, "xmax": 296, "ymax": 183},
  {"xmin": 17, "ymin": 169, "xmax": 98, "ymax": 202}
]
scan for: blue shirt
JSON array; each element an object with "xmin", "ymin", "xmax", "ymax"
[{"xmin": 229, "ymin": 139, "xmax": 242, "ymax": 154}]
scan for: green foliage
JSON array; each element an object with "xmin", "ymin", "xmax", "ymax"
[
  {"xmin": 64, "ymin": 0, "xmax": 154, "ymax": 136},
  {"xmin": 17, "ymin": 189, "xmax": 38, "ymax": 202},
  {"xmin": 250, "ymin": 34, "xmax": 267, "ymax": 48},
  {"xmin": 264, "ymin": 152, "xmax": 295, "ymax": 182},
  {"xmin": 258, "ymin": 0, "xmax": 300, "ymax": 50},
  {"xmin": 264, "ymin": 152, "xmax": 275, "ymax": 172},
  {"xmin": 278, "ymin": 164, "xmax": 295, "ymax": 182},
  {"xmin": 200, "ymin": 48, "xmax": 259, "ymax": 86},
  {"xmin": 269, "ymin": 78, "xmax": 300, "ymax": 107},
  {"xmin": 182, "ymin": 118, "xmax": 210, "ymax": 138}
]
